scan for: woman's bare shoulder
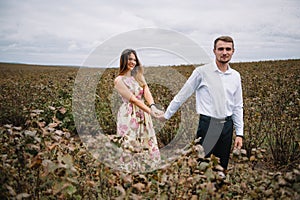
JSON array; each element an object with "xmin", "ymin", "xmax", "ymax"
[{"xmin": 114, "ymin": 75, "xmax": 124, "ymax": 85}]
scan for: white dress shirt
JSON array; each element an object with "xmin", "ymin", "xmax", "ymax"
[{"xmin": 164, "ymin": 62, "xmax": 244, "ymax": 136}]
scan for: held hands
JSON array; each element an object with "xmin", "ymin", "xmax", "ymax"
[
  {"xmin": 150, "ymin": 105, "xmax": 166, "ymax": 122},
  {"xmin": 157, "ymin": 113, "xmax": 167, "ymax": 122},
  {"xmin": 151, "ymin": 105, "xmax": 164, "ymax": 116},
  {"xmin": 150, "ymin": 105, "xmax": 164, "ymax": 119}
]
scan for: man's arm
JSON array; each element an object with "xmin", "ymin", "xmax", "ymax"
[
  {"xmin": 164, "ymin": 69, "xmax": 202, "ymax": 120},
  {"xmin": 232, "ymin": 73, "xmax": 244, "ymax": 149}
]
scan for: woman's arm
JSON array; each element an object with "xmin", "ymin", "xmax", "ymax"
[
  {"xmin": 114, "ymin": 76, "xmax": 152, "ymax": 114},
  {"xmin": 144, "ymin": 81, "xmax": 164, "ymax": 115},
  {"xmin": 143, "ymin": 84, "xmax": 155, "ymax": 106}
]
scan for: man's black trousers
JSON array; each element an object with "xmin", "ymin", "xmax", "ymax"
[{"xmin": 196, "ymin": 114, "xmax": 233, "ymax": 170}]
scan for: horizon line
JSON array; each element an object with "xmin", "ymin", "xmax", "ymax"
[{"xmin": 0, "ymin": 58, "xmax": 300, "ymax": 68}]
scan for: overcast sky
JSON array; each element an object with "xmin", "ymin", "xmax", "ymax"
[{"xmin": 0, "ymin": 0, "xmax": 299, "ymax": 67}]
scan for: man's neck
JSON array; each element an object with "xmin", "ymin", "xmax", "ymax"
[{"xmin": 216, "ymin": 61, "xmax": 229, "ymax": 72}]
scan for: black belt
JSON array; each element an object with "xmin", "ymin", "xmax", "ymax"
[
  {"xmin": 225, "ymin": 116, "xmax": 232, "ymax": 121},
  {"xmin": 200, "ymin": 114, "xmax": 232, "ymax": 121}
]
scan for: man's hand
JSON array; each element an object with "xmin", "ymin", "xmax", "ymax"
[
  {"xmin": 234, "ymin": 136, "xmax": 243, "ymax": 149},
  {"xmin": 157, "ymin": 113, "xmax": 167, "ymax": 122}
]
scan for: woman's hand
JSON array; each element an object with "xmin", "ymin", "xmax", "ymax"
[{"xmin": 151, "ymin": 105, "xmax": 164, "ymax": 115}]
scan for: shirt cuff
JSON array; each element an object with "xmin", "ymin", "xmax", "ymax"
[{"xmin": 164, "ymin": 111, "xmax": 172, "ymax": 120}]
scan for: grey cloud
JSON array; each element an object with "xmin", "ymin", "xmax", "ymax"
[{"xmin": 0, "ymin": 0, "xmax": 299, "ymax": 65}]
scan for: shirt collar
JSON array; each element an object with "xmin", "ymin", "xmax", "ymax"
[{"xmin": 213, "ymin": 61, "xmax": 232, "ymax": 74}]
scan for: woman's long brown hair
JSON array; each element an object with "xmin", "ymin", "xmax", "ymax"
[{"xmin": 119, "ymin": 49, "xmax": 146, "ymax": 87}]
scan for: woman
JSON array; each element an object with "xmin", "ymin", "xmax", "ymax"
[{"xmin": 114, "ymin": 49, "xmax": 162, "ymax": 171}]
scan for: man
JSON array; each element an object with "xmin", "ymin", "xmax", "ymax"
[{"xmin": 159, "ymin": 36, "xmax": 243, "ymax": 170}]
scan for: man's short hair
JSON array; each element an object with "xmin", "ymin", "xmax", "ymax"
[{"xmin": 214, "ymin": 36, "xmax": 234, "ymax": 49}]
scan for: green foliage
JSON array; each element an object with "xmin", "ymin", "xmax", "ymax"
[
  {"xmin": 228, "ymin": 148, "xmax": 300, "ymax": 199},
  {"xmin": 231, "ymin": 60, "xmax": 300, "ymax": 168},
  {"xmin": 0, "ymin": 60, "xmax": 300, "ymax": 199},
  {"xmin": 0, "ymin": 63, "xmax": 77, "ymax": 127},
  {"xmin": 0, "ymin": 109, "xmax": 227, "ymax": 199},
  {"xmin": 1, "ymin": 110, "xmax": 299, "ymax": 199}
]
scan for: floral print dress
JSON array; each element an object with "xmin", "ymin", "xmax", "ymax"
[{"xmin": 116, "ymin": 76, "xmax": 160, "ymax": 171}]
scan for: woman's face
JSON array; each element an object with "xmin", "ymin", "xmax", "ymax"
[{"xmin": 127, "ymin": 52, "xmax": 137, "ymax": 71}]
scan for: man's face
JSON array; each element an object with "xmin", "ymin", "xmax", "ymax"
[{"xmin": 213, "ymin": 41, "xmax": 234, "ymax": 64}]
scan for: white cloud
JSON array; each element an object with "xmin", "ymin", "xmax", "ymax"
[{"xmin": 0, "ymin": 0, "xmax": 299, "ymax": 65}]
